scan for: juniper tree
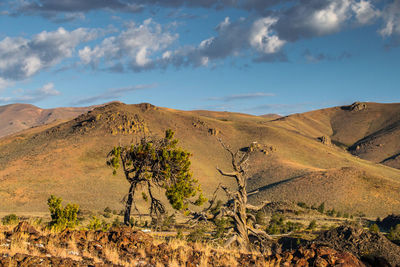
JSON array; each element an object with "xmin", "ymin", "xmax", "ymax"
[
  {"xmin": 216, "ymin": 140, "xmax": 272, "ymax": 251},
  {"xmin": 107, "ymin": 129, "xmax": 206, "ymax": 225}
]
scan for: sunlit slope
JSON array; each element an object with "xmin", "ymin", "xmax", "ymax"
[
  {"xmin": 0, "ymin": 102, "xmax": 399, "ymax": 217},
  {"xmin": 270, "ymin": 102, "xmax": 400, "ymax": 169},
  {"xmin": 0, "ymin": 103, "xmax": 93, "ymax": 138}
]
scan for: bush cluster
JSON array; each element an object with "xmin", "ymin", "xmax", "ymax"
[
  {"xmin": 47, "ymin": 195, "xmax": 79, "ymax": 231},
  {"xmin": 2, "ymin": 214, "xmax": 19, "ymax": 225}
]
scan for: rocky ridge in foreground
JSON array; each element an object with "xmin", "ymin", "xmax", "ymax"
[{"xmin": 1, "ymin": 221, "xmax": 395, "ymax": 266}]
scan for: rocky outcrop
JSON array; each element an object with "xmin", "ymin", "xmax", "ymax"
[
  {"xmin": 208, "ymin": 128, "xmax": 220, "ymax": 136},
  {"xmin": 0, "ymin": 223, "xmax": 380, "ymax": 266},
  {"xmin": 318, "ymin": 136, "xmax": 332, "ymax": 146},
  {"xmin": 313, "ymin": 225, "xmax": 400, "ymax": 266},
  {"xmin": 350, "ymin": 102, "xmax": 367, "ymax": 111}
]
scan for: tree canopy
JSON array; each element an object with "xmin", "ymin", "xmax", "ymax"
[{"xmin": 107, "ymin": 129, "xmax": 206, "ymax": 225}]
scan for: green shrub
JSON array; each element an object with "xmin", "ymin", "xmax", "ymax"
[
  {"xmin": 317, "ymin": 203, "xmax": 325, "ymax": 213},
  {"xmin": 369, "ymin": 223, "xmax": 380, "ymax": 233},
  {"xmin": 47, "ymin": 195, "xmax": 79, "ymax": 231},
  {"xmin": 255, "ymin": 210, "xmax": 266, "ymax": 225},
  {"xmin": 326, "ymin": 209, "xmax": 336, "ymax": 217},
  {"xmin": 387, "ymin": 224, "xmax": 400, "ymax": 244},
  {"xmin": 112, "ymin": 217, "xmax": 122, "ymax": 227},
  {"xmin": 187, "ymin": 227, "xmax": 207, "ymax": 242},
  {"xmin": 176, "ymin": 229, "xmax": 184, "ymax": 240},
  {"xmin": 2, "ymin": 214, "xmax": 19, "ymax": 225},
  {"xmin": 265, "ymin": 214, "xmax": 302, "ymax": 234},
  {"xmin": 103, "ymin": 212, "xmax": 112, "ymax": 218},
  {"xmin": 297, "ymin": 202, "xmax": 308, "ymax": 209},
  {"xmin": 307, "ymin": 220, "xmax": 317, "ymax": 230},
  {"xmin": 88, "ymin": 216, "xmax": 111, "ymax": 231},
  {"xmin": 213, "ymin": 218, "xmax": 232, "ymax": 239}
]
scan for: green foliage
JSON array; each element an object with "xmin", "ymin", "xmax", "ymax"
[
  {"xmin": 326, "ymin": 209, "xmax": 336, "ymax": 217},
  {"xmin": 369, "ymin": 223, "xmax": 380, "ymax": 233},
  {"xmin": 103, "ymin": 212, "xmax": 112, "ymax": 218},
  {"xmin": 265, "ymin": 214, "xmax": 303, "ymax": 234},
  {"xmin": 255, "ymin": 210, "xmax": 266, "ymax": 225},
  {"xmin": 317, "ymin": 202, "xmax": 325, "ymax": 214},
  {"xmin": 47, "ymin": 195, "xmax": 79, "ymax": 231},
  {"xmin": 213, "ymin": 218, "xmax": 232, "ymax": 239},
  {"xmin": 387, "ymin": 224, "xmax": 400, "ymax": 244},
  {"xmin": 176, "ymin": 229, "xmax": 184, "ymax": 240},
  {"xmin": 210, "ymin": 200, "xmax": 223, "ymax": 216},
  {"xmin": 107, "ymin": 129, "xmax": 206, "ymax": 218},
  {"xmin": 88, "ymin": 216, "xmax": 110, "ymax": 231},
  {"xmin": 104, "ymin": 207, "xmax": 112, "ymax": 213},
  {"xmin": 297, "ymin": 202, "xmax": 308, "ymax": 209},
  {"xmin": 187, "ymin": 226, "xmax": 207, "ymax": 243},
  {"xmin": 307, "ymin": 220, "xmax": 317, "ymax": 230},
  {"xmin": 112, "ymin": 217, "xmax": 122, "ymax": 227},
  {"xmin": 2, "ymin": 214, "xmax": 19, "ymax": 225}
]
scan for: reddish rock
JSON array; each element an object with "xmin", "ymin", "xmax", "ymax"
[{"xmin": 314, "ymin": 256, "xmax": 328, "ymax": 267}]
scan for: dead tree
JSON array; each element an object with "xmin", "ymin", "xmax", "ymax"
[{"xmin": 216, "ymin": 140, "xmax": 271, "ymax": 251}]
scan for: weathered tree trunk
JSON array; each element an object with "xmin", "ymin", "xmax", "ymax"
[
  {"xmin": 217, "ymin": 140, "xmax": 272, "ymax": 251},
  {"xmin": 124, "ymin": 183, "xmax": 134, "ymax": 225}
]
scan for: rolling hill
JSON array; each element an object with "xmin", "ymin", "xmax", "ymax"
[
  {"xmin": 0, "ymin": 103, "xmax": 94, "ymax": 138},
  {"xmin": 0, "ymin": 101, "xmax": 399, "ymax": 217}
]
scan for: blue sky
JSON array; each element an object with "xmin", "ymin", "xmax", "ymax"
[{"xmin": 0, "ymin": 0, "xmax": 399, "ymax": 115}]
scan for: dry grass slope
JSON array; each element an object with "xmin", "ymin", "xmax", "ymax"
[{"xmin": 0, "ymin": 102, "xmax": 399, "ymax": 217}]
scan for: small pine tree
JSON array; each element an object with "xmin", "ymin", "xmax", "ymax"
[
  {"xmin": 47, "ymin": 195, "xmax": 79, "ymax": 231},
  {"xmin": 317, "ymin": 202, "xmax": 325, "ymax": 214},
  {"xmin": 369, "ymin": 223, "xmax": 380, "ymax": 233}
]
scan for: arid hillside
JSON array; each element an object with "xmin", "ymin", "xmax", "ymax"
[
  {"xmin": 271, "ymin": 102, "xmax": 400, "ymax": 169},
  {"xmin": 0, "ymin": 102, "xmax": 399, "ymax": 217},
  {"xmin": 0, "ymin": 103, "xmax": 94, "ymax": 138}
]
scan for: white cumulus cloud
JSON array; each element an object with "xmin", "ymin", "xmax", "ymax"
[{"xmin": 0, "ymin": 27, "xmax": 99, "ymax": 80}]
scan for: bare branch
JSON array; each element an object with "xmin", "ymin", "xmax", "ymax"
[
  {"xmin": 216, "ymin": 167, "xmax": 238, "ymax": 178},
  {"xmin": 246, "ymin": 201, "xmax": 269, "ymax": 211}
]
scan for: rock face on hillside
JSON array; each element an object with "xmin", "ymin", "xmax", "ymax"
[
  {"xmin": 313, "ymin": 225, "xmax": 400, "ymax": 266},
  {"xmin": 350, "ymin": 102, "xmax": 367, "ymax": 112},
  {"xmin": 318, "ymin": 135, "xmax": 332, "ymax": 146}
]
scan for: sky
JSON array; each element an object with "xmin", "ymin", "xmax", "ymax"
[{"xmin": 0, "ymin": 0, "xmax": 399, "ymax": 115}]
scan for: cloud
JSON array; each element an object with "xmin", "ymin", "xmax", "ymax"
[
  {"xmin": 379, "ymin": 1, "xmax": 400, "ymax": 46},
  {"xmin": 72, "ymin": 83, "xmax": 157, "ymax": 105},
  {"xmin": 0, "ymin": 27, "xmax": 99, "ymax": 81},
  {"xmin": 207, "ymin": 92, "xmax": 275, "ymax": 102},
  {"xmin": 0, "ymin": 82, "xmax": 60, "ymax": 104},
  {"xmin": 0, "ymin": 78, "xmax": 13, "ymax": 91},
  {"xmin": 79, "ymin": 19, "xmax": 178, "ymax": 71},
  {"xmin": 159, "ymin": 16, "xmax": 288, "ymax": 68},
  {"xmin": 273, "ymin": 0, "xmax": 379, "ymax": 42},
  {"xmin": 303, "ymin": 49, "xmax": 351, "ymax": 63},
  {"xmin": 3, "ymin": 0, "xmax": 388, "ymax": 76},
  {"xmin": 13, "ymin": 0, "xmax": 143, "ymax": 20}
]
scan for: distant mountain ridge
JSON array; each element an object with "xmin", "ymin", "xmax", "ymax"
[{"xmin": 0, "ymin": 103, "xmax": 94, "ymax": 138}]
